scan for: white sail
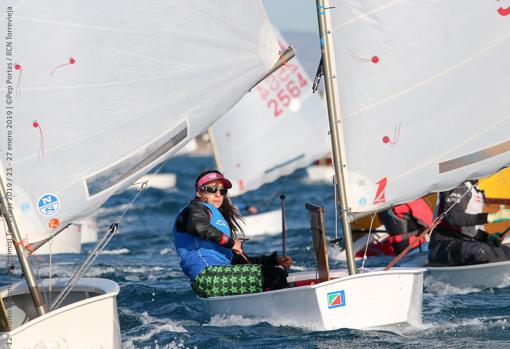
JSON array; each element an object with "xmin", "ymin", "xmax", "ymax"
[
  {"xmin": 0, "ymin": 1, "xmax": 279, "ymax": 246},
  {"xmin": 210, "ymin": 33, "xmax": 329, "ymax": 196},
  {"xmin": 328, "ymin": 1, "xmax": 510, "ymax": 212}
]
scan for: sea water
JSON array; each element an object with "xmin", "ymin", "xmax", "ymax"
[{"xmin": 2, "ymin": 155, "xmax": 510, "ymax": 349}]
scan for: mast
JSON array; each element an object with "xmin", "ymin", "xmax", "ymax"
[
  {"xmin": 315, "ymin": 0, "xmax": 356, "ymax": 275},
  {"xmin": 207, "ymin": 128, "xmax": 224, "ymax": 172},
  {"xmin": 0, "ymin": 174, "xmax": 48, "ymax": 316}
]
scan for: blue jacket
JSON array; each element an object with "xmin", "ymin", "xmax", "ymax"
[{"xmin": 173, "ymin": 202, "xmax": 233, "ymax": 281}]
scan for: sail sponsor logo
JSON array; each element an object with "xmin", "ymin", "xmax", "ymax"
[
  {"xmin": 327, "ymin": 290, "xmax": 346, "ymax": 309},
  {"xmin": 48, "ymin": 218, "xmax": 60, "ymax": 229},
  {"xmin": 373, "ymin": 177, "xmax": 387, "ymax": 205},
  {"xmin": 37, "ymin": 194, "xmax": 60, "ymax": 216}
]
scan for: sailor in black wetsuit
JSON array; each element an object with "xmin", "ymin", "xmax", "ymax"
[{"xmin": 428, "ymin": 180, "xmax": 510, "ymax": 266}]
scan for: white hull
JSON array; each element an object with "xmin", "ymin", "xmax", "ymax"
[
  {"xmin": 202, "ymin": 268, "xmax": 424, "ymax": 331},
  {"xmin": 427, "ymin": 260, "xmax": 510, "ymax": 289},
  {"xmin": 305, "ymin": 165, "xmax": 333, "ymax": 183},
  {"xmin": 401, "ymin": 251, "xmax": 510, "ymax": 289},
  {"xmin": 131, "ymin": 173, "xmax": 177, "ymax": 190},
  {"xmin": 0, "ymin": 222, "xmax": 82, "ymax": 255},
  {"xmin": 240, "ymin": 209, "xmax": 282, "ymax": 237},
  {"xmin": 0, "ymin": 278, "xmax": 121, "ymax": 349},
  {"xmin": 79, "ymin": 217, "xmax": 99, "ymax": 244}
]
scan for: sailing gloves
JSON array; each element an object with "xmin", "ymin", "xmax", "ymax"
[{"xmin": 487, "ymin": 209, "xmax": 510, "ymax": 223}]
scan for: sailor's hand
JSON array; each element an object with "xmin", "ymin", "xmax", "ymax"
[
  {"xmin": 277, "ymin": 255, "xmax": 293, "ymax": 269},
  {"xmin": 488, "ymin": 209, "xmax": 510, "ymax": 223},
  {"xmin": 488, "ymin": 232, "xmax": 504, "ymax": 246},
  {"xmin": 232, "ymin": 239, "xmax": 244, "ymax": 255}
]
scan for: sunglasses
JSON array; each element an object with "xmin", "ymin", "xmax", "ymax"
[{"xmin": 200, "ymin": 185, "xmax": 228, "ymax": 196}]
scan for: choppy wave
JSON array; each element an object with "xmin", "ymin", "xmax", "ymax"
[{"xmin": 101, "ymin": 248, "xmax": 130, "ymax": 255}]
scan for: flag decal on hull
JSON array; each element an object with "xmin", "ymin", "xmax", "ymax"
[{"xmin": 327, "ymin": 290, "xmax": 346, "ymax": 309}]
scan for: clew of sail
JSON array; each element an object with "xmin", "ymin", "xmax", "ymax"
[
  {"xmin": 0, "ymin": 1, "xmax": 279, "ymax": 248},
  {"xmin": 329, "ymin": 1, "xmax": 510, "ymax": 213},
  {"xmin": 210, "ymin": 32, "xmax": 330, "ymax": 196}
]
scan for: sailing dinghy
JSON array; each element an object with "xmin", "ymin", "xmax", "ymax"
[
  {"xmin": 0, "ymin": 1, "xmax": 282, "ymax": 346},
  {"xmin": 328, "ymin": 0, "xmax": 510, "ymax": 291},
  {"xmin": 204, "ymin": 203, "xmax": 424, "ymax": 330}
]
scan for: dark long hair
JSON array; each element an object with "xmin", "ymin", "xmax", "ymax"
[{"xmin": 195, "ymin": 169, "xmax": 245, "ymax": 237}]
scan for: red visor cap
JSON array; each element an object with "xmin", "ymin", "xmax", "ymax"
[{"xmin": 196, "ymin": 172, "xmax": 232, "ymax": 190}]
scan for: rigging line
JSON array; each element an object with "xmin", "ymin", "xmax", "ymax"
[
  {"xmin": 50, "ymin": 146, "xmax": 177, "ymax": 309},
  {"xmin": 50, "ymin": 223, "xmax": 118, "ymax": 311},
  {"xmin": 384, "ymin": 186, "xmax": 471, "ymax": 270},
  {"xmin": 334, "ymin": 175, "xmax": 338, "ymax": 240},
  {"xmin": 360, "ymin": 209, "xmax": 378, "ymax": 270},
  {"xmin": 48, "ymin": 234, "xmax": 54, "ymax": 307}
]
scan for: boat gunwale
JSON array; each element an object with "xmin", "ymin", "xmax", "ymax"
[
  {"xmin": 426, "ymin": 259, "xmax": 510, "ymax": 272},
  {"xmin": 202, "ymin": 267, "xmax": 425, "ymax": 302},
  {"xmin": 0, "ymin": 277, "xmax": 119, "ymax": 336}
]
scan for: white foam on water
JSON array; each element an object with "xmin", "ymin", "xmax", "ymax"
[
  {"xmin": 423, "ymin": 293, "xmax": 454, "ymax": 314},
  {"xmin": 122, "ymin": 310, "xmax": 189, "ymax": 349},
  {"xmin": 101, "ymin": 248, "xmax": 130, "ymax": 255},
  {"xmin": 205, "ymin": 314, "xmax": 323, "ymax": 331},
  {"xmin": 205, "ymin": 314, "xmax": 265, "ymax": 327},
  {"xmin": 424, "ymin": 276, "xmax": 482, "ymax": 295},
  {"xmin": 124, "ymin": 339, "xmax": 195, "ymax": 349},
  {"xmin": 160, "ymin": 247, "xmax": 176, "ymax": 255},
  {"xmin": 400, "ymin": 315, "xmax": 510, "ymax": 338},
  {"xmin": 122, "ymin": 266, "xmax": 165, "ymax": 273}
]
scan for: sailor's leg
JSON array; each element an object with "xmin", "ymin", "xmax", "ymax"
[
  {"xmin": 459, "ymin": 241, "xmax": 493, "ymax": 265},
  {"xmin": 484, "ymin": 243, "xmax": 510, "ymax": 262},
  {"xmin": 428, "ymin": 238, "xmax": 487, "ymax": 266},
  {"xmin": 191, "ymin": 264, "xmax": 263, "ymax": 298},
  {"xmin": 502, "ymin": 244, "xmax": 510, "ymax": 259},
  {"xmin": 428, "ymin": 240, "xmax": 458, "ymax": 266}
]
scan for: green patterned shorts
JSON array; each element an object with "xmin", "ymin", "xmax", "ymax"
[{"xmin": 192, "ymin": 264, "xmax": 263, "ymax": 298}]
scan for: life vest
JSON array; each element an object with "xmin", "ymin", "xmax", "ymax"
[
  {"xmin": 379, "ymin": 198, "xmax": 432, "ymax": 247},
  {"xmin": 437, "ymin": 181, "xmax": 484, "ymax": 239},
  {"xmin": 173, "ymin": 202, "xmax": 233, "ymax": 281}
]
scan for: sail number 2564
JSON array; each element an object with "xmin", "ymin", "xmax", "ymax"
[{"xmin": 255, "ymin": 62, "xmax": 308, "ymax": 118}]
